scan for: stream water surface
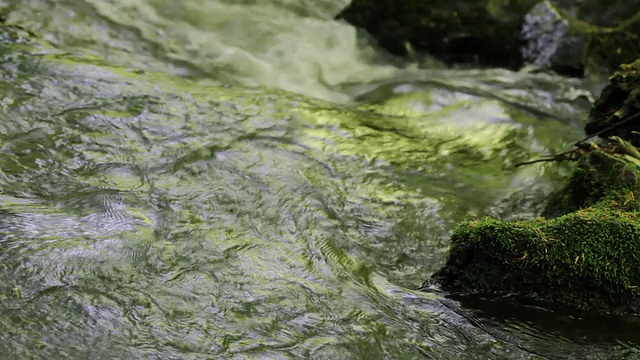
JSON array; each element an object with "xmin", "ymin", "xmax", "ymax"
[{"xmin": 0, "ymin": 1, "xmax": 637, "ymax": 359}]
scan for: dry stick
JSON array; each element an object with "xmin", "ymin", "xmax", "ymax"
[
  {"xmin": 514, "ymin": 149, "xmax": 578, "ymax": 167},
  {"xmin": 515, "ymin": 110, "xmax": 640, "ymax": 168},
  {"xmin": 575, "ymin": 109, "xmax": 640, "ymax": 146}
]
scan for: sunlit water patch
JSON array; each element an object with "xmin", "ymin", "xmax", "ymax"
[{"xmin": 0, "ymin": 2, "xmax": 634, "ymax": 359}]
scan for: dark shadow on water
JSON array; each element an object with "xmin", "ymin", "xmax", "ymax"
[{"xmin": 449, "ymin": 293, "xmax": 640, "ymax": 351}]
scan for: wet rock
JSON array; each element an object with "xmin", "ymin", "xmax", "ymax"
[{"xmin": 521, "ymin": 1, "xmax": 584, "ymax": 76}]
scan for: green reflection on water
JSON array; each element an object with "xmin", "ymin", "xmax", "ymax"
[{"xmin": 0, "ymin": 2, "xmax": 627, "ymax": 358}]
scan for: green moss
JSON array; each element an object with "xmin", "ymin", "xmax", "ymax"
[
  {"xmin": 433, "ymin": 150, "xmax": 640, "ymax": 313},
  {"xmin": 543, "ymin": 150, "xmax": 639, "ymax": 217},
  {"xmin": 558, "ymin": 5, "xmax": 640, "ymax": 75}
]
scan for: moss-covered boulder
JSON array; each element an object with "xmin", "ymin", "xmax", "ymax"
[
  {"xmin": 556, "ymin": 0, "xmax": 640, "ymax": 76},
  {"xmin": 521, "ymin": 1, "xmax": 640, "ymax": 77},
  {"xmin": 429, "ymin": 58, "xmax": 640, "ymax": 314},
  {"xmin": 431, "ymin": 150, "xmax": 640, "ymax": 313}
]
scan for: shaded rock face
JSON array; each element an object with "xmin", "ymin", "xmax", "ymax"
[
  {"xmin": 549, "ymin": 0, "xmax": 640, "ymax": 76},
  {"xmin": 338, "ymin": 0, "xmax": 640, "ymax": 76},
  {"xmin": 585, "ymin": 60, "xmax": 640, "ymax": 145},
  {"xmin": 336, "ymin": 0, "xmax": 538, "ymax": 69}
]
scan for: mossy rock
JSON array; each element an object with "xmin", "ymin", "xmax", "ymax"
[
  {"xmin": 543, "ymin": 150, "xmax": 640, "ymax": 217},
  {"xmin": 559, "ymin": 0, "xmax": 640, "ymax": 76},
  {"xmin": 523, "ymin": 1, "xmax": 640, "ymax": 76},
  {"xmin": 584, "ymin": 60, "xmax": 640, "ymax": 145},
  {"xmin": 431, "ymin": 150, "xmax": 640, "ymax": 314}
]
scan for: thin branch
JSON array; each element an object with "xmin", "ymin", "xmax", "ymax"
[
  {"xmin": 514, "ymin": 149, "xmax": 580, "ymax": 168},
  {"xmin": 575, "ymin": 110, "xmax": 640, "ymax": 146}
]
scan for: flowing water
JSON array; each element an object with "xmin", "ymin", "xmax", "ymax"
[{"xmin": 0, "ymin": 1, "xmax": 636, "ymax": 359}]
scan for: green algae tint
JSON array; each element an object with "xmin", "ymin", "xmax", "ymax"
[{"xmin": 0, "ymin": 1, "xmax": 635, "ymax": 358}]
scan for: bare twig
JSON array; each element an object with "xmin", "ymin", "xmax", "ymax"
[
  {"xmin": 575, "ymin": 110, "xmax": 640, "ymax": 147},
  {"xmin": 514, "ymin": 148, "xmax": 581, "ymax": 168}
]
